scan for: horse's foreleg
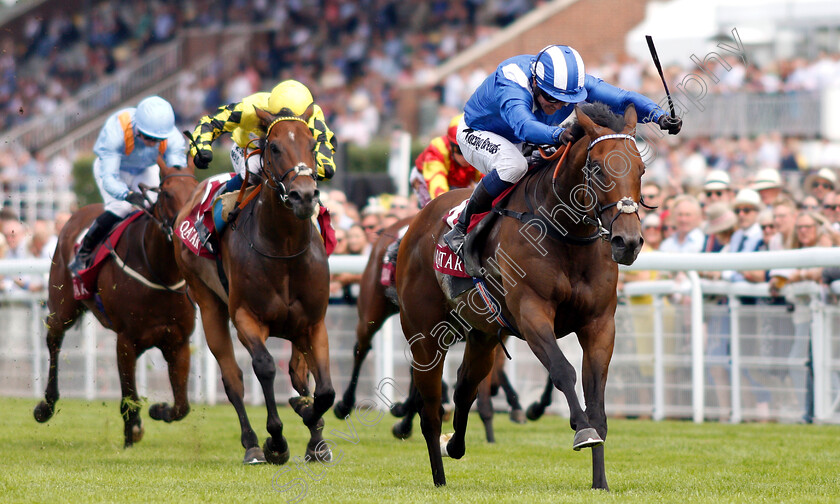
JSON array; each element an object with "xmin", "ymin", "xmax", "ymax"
[
  {"xmin": 116, "ymin": 333, "xmax": 144, "ymax": 448},
  {"xmin": 520, "ymin": 306, "xmax": 599, "ymax": 450},
  {"xmin": 150, "ymin": 340, "xmax": 191, "ymax": 423},
  {"xmin": 201, "ymin": 297, "xmax": 262, "ymax": 463},
  {"xmin": 34, "ymin": 325, "xmax": 69, "ymax": 423},
  {"xmin": 235, "ymin": 313, "xmax": 289, "ymax": 466},
  {"xmin": 578, "ymin": 319, "xmax": 615, "ymax": 491},
  {"xmin": 446, "ymin": 337, "xmax": 496, "ymax": 458},
  {"xmin": 391, "ymin": 377, "xmax": 419, "ymax": 439},
  {"xmin": 291, "ymin": 320, "xmax": 334, "ymax": 462}
]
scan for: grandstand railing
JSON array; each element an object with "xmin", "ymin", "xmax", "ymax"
[
  {"xmin": 2, "ymin": 41, "xmax": 184, "ymax": 154},
  {"xmin": 1, "ymin": 177, "xmax": 76, "ymax": 223},
  {"xmin": 1, "ymin": 250, "xmax": 838, "ymax": 425},
  {"xmin": 36, "ymin": 36, "xmax": 252, "ymax": 161}
]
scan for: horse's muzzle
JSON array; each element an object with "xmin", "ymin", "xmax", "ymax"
[
  {"xmin": 288, "ymin": 188, "xmax": 320, "ymax": 220},
  {"xmin": 610, "ymin": 234, "xmax": 643, "ymax": 265}
]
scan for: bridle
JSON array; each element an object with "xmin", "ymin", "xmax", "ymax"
[
  {"xmin": 138, "ymin": 172, "xmax": 198, "ymax": 241},
  {"xmin": 548, "ymin": 133, "xmax": 647, "ymax": 241},
  {"xmin": 260, "ymin": 116, "xmax": 316, "ymax": 207}
]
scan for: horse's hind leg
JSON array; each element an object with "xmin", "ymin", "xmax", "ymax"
[
  {"xmin": 290, "ymin": 319, "xmax": 335, "ymax": 462},
  {"xmin": 492, "ymin": 344, "xmax": 526, "ymax": 424},
  {"xmin": 150, "ymin": 339, "xmax": 191, "ymax": 423},
  {"xmin": 526, "ymin": 375, "xmax": 554, "ymax": 421},
  {"xmin": 391, "ymin": 376, "xmax": 420, "ymax": 439},
  {"xmin": 334, "ymin": 305, "xmax": 388, "ymax": 419},
  {"xmin": 476, "ymin": 372, "xmax": 495, "ymax": 443},
  {"xmin": 445, "ymin": 336, "xmax": 496, "ymax": 459},
  {"xmin": 116, "ymin": 332, "xmax": 144, "ymax": 447}
]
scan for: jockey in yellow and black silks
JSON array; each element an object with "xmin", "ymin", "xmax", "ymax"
[{"xmin": 189, "ymin": 79, "xmax": 337, "ymax": 192}]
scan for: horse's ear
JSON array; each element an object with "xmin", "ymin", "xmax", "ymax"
[
  {"xmin": 575, "ymin": 104, "xmax": 597, "ymax": 137},
  {"xmin": 302, "ymin": 103, "xmax": 314, "ymax": 122},
  {"xmin": 623, "ymin": 104, "xmax": 637, "ymax": 130},
  {"xmin": 254, "ymin": 107, "xmax": 274, "ymax": 127}
]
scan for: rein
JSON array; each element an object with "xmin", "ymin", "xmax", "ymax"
[{"xmin": 107, "ymin": 170, "xmax": 196, "ymax": 292}]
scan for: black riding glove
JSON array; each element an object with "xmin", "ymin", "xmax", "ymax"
[
  {"xmin": 558, "ymin": 123, "xmax": 585, "ymax": 146},
  {"xmin": 124, "ymin": 191, "xmax": 146, "ymax": 207},
  {"xmin": 658, "ymin": 114, "xmax": 682, "ymax": 135},
  {"xmin": 194, "ymin": 149, "xmax": 213, "ymax": 169}
]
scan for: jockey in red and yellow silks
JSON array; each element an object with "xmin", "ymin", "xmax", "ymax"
[{"xmin": 410, "ymin": 113, "xmax": 482, "ymax": 208}]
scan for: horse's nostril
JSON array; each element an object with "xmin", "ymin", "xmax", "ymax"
[
  {"xmin": 611, "ymin": 236, "xmax": 626, "ymax": 250},
  {"xmin": 288, "ymin": 191, "xmax": 302, "ymax": 202}
]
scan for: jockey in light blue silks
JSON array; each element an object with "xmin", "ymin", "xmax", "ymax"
[
  {"xmin": 443, "ymin": 44, "xmax": 683, "ymax": 257},
  {"xmin": 69, "ymin": 96, "xmax": 187, "ymax": 275}
]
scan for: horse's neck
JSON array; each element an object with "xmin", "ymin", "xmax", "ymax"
[
  {"xmin": 141, "ymin": 216, "xmax": 179, "ymax": 281},
  {"xmin": 531, "ymin": 156, "xmax": 593, "ymax": 236}
]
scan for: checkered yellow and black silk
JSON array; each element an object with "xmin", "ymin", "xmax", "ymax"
[{"xmin": 189, "ymin": 94, "xmax": 336, "ymax": 180}]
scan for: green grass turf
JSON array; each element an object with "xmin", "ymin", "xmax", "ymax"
[{"xmin": 1, "ymin": 396, "xmax": 839, "ymax": 503}]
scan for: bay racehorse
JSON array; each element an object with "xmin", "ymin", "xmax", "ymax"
[
  {"xmin": 333, "ymin": 217, "xmax": 527, "ymax": 443},
  {"xmin": 34, "ymin": 161, "xmax": 198, "ymax": 447},
  {"xmin": 174, "ymin": 108, "xmax": 333, "ymax": 465},
  {"xmin": 396, "ymin": 103, "xmax": 645, "ymax": 490}
]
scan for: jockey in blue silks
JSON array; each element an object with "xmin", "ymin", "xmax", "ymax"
[
  {"xmin": 68, "ymin": 96, "xmax": 187, "ymax": 275},
  {"xmin": 443, "ymin": 44, "xmax": 682, "ymax": 257}
]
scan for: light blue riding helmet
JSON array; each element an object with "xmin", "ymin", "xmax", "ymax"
[
  {"xmin": 531, "ymin": 45, "xmax": 587, "ymax": 103},
  {"xmin": 135, "ymin": 96, "xmax": 176, "ymax": 140}
]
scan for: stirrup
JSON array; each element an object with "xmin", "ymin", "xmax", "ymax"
[
  {"xmin": 68, "ymin": 254, "xmax": 89, "ymax": 276},
  {"xmin": 443, "ymin": 226, "xmax": 466, "ymax": 255}
]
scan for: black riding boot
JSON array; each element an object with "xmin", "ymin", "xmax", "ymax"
[
  {"xmin": 443, "ymin": 180, "xmax": 495, "ymax": 256},
  {"xmin": 68, "ymin": 211, "xmax": 122, "ymax": 275}
]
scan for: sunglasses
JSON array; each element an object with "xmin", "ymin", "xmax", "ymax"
[
  {"xmin": 705, "ymin": 191, "xmax": 725, "ymax": 198},
  {"xmin": 813, "ymin": 181, "xmax": 834, "ymax": 189},
  {"xmin": 642, "ymin": 193, "xmax": 659, "ymax": 200},
  {"xmin": 760, "ymin": 224, "xmax": 775, "ymax": 231},
  {"xmin": 139, "ymin": 132, "xmax": 164, "ymax": 142},
  {"xmin": 662, "ymin": 225, "xmax": 677, "ymax": 231},
  {"xmin": 799, "ymin": 204, "xmax": 820, "ymax": 211},
  {"xmin": 795, "ymin": 224, "xmax": 816, "ymax": 231},
  {"xmin": 733, "ymin": 207, "xmax": 756, "ymax": 214},
  {"xmin": 824, "ymin": 204, "xmax": 840, "ymax": 211},
  {"xmin": 537, "ymin": 87, "xmax": 562, "ymax": 104},
  {"xmin": 362, "ymin": 224, "xmax": 378, "ymax": 230}
]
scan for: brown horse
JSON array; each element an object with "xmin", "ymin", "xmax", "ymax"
[
  {"xmin": 333, "ymin": 217, "xmax": 528, "ymax": 444},
  {"xmin": 34, "ymin": 162, "xmax": 198, "ymax": 447},
  {"xmin": 174, "ymin": 109, "xmax": 333, "ymax": 465},
  {"xmin": 396, "ymin": 103, "xmax": 645, "ymax": 490}
]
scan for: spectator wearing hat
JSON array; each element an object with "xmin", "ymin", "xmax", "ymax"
[
  {"xmin": 703, "ymin": 169, "xmax": 733, "ymax": 205},
  {"xmin": 702, "ymin": 202, "xmax": 737, "ymax": 254},
  {"xmin": 804, "ymin": 167, "xmax": 837, "ymax": 203},
  {"xmin": 751, "ymin": 167, "xmax": 783, "ymax": 207},
  {"xmin": 659, "ymin": 195, "xmax": 705, "ymax": 253},
  {"xmin": 727, "ymin": 189, "xmax": 764, "ymax": 257}
]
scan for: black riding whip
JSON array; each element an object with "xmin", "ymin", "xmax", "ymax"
[{"xmin": 645, "ymin": 35, "xmax": 675, "ymax": 117}]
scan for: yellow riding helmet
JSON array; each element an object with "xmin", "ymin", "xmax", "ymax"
[{"xmin": 267, "ymin": 80, "xmax": 314, "ymax": 116}]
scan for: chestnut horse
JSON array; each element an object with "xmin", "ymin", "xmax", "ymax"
[
  {"xmin": 34, "ymin": 162, "xmax": 198, "ymax": 447},
  {"xmin": 333, "ymin": 216, "xmax": 527, "ymax": 443},
  {"xmin": 174, "ymin": 109, "xmax": 333, "ymax": 465},
  {"xmin": 396, "ymin": 103, "xmax": 645, "ymax": 490}
]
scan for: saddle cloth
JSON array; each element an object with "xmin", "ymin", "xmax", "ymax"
[
  {"xmin": 176, "ymin": 173, "xmax": 336, "ymax": 259},
  {"xmin": 72, "ymin": 211, "xmax": 144, "ymax": 300}
]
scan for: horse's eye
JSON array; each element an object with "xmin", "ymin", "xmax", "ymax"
[{"xmin": 271, "ymin": 143, "xmax": 281, "ymax": 154}]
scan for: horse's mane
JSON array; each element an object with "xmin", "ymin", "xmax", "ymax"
[{"xmin": 571, "ymin": 102, "xmax": 626, "ymax": 134}]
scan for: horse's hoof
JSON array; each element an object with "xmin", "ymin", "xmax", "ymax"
[
  {"xmin": 525, "ymin": 403, "xmax": 545, "ymax": 421},
  {"xmin": 289, "ymin": 396, "xmax": 313, "ymax": 414},
  {"xmin": 390, "ymin": 402, "xmax": 408, "ymax": 418},
  {"xmin": 148, "ymin": 403, "xmax": 170, "ymax": 422},
  {"xmin": 439, "ymin": 433, "xmax": 453, "ymax": 458},
  {"xmin": 132, "ymin": 424, "xmax": 145, "ymax": 444},
  {"xmin": 391, "ymin": 421, "xmax": 412, "ymax": 440},
  {"xmin": 333, "ymin": 400, "xmax": 353, "ymax": 419},
  {"xmin": 33, "ymin": 401, "xmax": 55, "ymax": 423},
  {"xmin": 572, "ymin": 428, "xmax": 603, "ymax": 451},
  {"xmin": 263, "ymin": 437, "xmax": 289, "ymax": 465},
  {"xmin": 306, "ymin": 444, "xmax": 332, "ymax": 463},
  {"xmin": 244, "ymin": 446, "xmax": 267, "ymax": 465},
  {"xmin": 509, "ymin": 409, "xmax": 527, "ymax": 424}
]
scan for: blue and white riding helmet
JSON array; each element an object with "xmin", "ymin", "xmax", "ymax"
[
  {"xmin": 531, "ymin": 45, "xmax": 587, "ymax": 103},
  {"xmin": 135, "ymin": 96, "xmax": 176, "ymax": 140}
]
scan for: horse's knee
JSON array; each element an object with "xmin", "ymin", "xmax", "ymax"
[
  {"xmin": 314, "ymin": 387, "xmax": 335, "ymax": 412},
  {"xmin": 252, "ymin": 351, "xmax": 276, "ymax": 380}
]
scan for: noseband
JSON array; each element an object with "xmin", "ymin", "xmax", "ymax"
[
  {"xmin": 552, "ymin": 133, "xmax": 641, "ymax": 241},
  {"xmin": 261, "ymin": 116, "xmax": 316, "ymax": 207}
]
